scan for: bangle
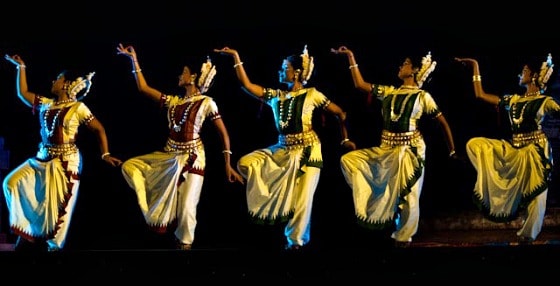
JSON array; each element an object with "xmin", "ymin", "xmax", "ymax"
[
  {"xmin": 448, "ymin": 150, "xmax": 456, "ymax": 157},
  {"xmin": 132, "ymin": 69, "xmax": 142, "ymax": 73},
  {"xmin": 340, "ymin": 138, "xmax": 350, "ymax": 146},
  {"xmin": 16, "ymin": 64, "xmax": 26, "ymax": 70},
  {"xmin": 222, "ymin": 150, "xmax": 233, "ymax": 155},
  {"xmin": 349, "ymin": 64, "xmax": 358, "ymax": 69},
  {"xmin": 472, "ymin": 75, "xmax": 481, "ymax": 82},
  {"xmin": 101, "ymin": 152, "xmax": 111, "ymax": 160},
  {"xmin": 233, "ymin": 62, "xmax": 243, "ymax": 68}
]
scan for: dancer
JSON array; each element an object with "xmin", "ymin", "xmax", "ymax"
[
  {"xmin": 332, "ymin": 46, "xmax": 457, "ymax": 247},
  {"xmin": 117, "ymin": 44, "xmax": 244, "ymax": 250},
  {"xmin": 3, "ymin": 54, "xmax": 122, "ymax": 252},
  {"xmin": 455, "ymin": 53, "xmax": 558, "ymax": 243},
  {"xmin": 215, "ymin": 45, "xmax": 355, "ymax": 250}
]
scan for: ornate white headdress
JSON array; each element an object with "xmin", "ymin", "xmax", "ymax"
[
  {"xmin": 538, "ymin": 53, "xmax": 554, "ymax": 92},
  {"xmin": 198, "ymin": 56, "xmax": 217, "ymax": 94},
  {"xmin": 68, "ymin": 71, "xmax": 95, "ymax": 100},
  {"xmin": 416, "ymin": 51, "xmax": 437, "ymax": 88},
  {"xmin": 300, "ymin": 45, "xmax": 314, "ymax": 86}
]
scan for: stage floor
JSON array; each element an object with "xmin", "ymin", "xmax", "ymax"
[
  {"xmin": 1, "ymin": 227, "xmax": 559, "ymax": 283},
  {"xmin": 1, "ymin": 245, "xmax": 558, "ymax": 283}
]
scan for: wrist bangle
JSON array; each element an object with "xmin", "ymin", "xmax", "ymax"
[
  {"xmin": 233, "ymin": 62, "xmax": 243, "ymax": 68},
  {"xmin": 101, "ymin": 152, "xmax": 111, "ymax": 160},
  {"xmin": 349, "ymin": 64, "xmax": 358, "ymax": 69},
  {"xmin": 17, "ymin": 64, "xmax": 26, "ymax": 70},
  {"xmin": 132, "ymin": 69, "xmax": 142, "ymax": 73},
  {"xmin": 448, "ymin": 150, "xmax": 456, "ymax": 157},
  {"xmin": 472, "ymin": 75, "xmax": 481, "ymax": 82},
  {"xmin": 340, "ymin": 138, "xmax": 350, "ymax": 146},
  {"xmin": 222, "ymin": 150, "xmax": 233, "ymax": 155}
]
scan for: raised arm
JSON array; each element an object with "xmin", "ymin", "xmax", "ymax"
[
  {"xmin": 213, "ymin": 47, "xmax": 265, "ymax": 98},
  {"xmin": 330, "ymin": 46, "xmax": 373, "ymax": 94},
  {"xmin": 116, "ymin": 43, "xmax": 163, "ymax": 102},
  {"xmin": 454, "ymin": 57, "xmax": 500, "ymax": 106},
  {"xmin": 4, "ymin": 54, "xmax": 36, "ymax": 107}
]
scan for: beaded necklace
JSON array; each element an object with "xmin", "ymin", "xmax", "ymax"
[
  {"xmin": 55, "ymin": 98, "xmax": 76, "ymax": 105},
  {"xmin": 278, "ymin": 87, "xmax": 302, "ymax": 129},
  {"xmin": 390, "ymin": 86, "xmax": 418, "ymax": 122},
  {"xmin": 279, "ymin": 90, "xmax": 299, "ymax": 130},
  {"xmin": 44, "ymin": 108, "xmax": 63, "ymax": 137},
  {"xmin": 511, "ymin": 100, "xmax": 529, "ymax": 126},
  {"xmin": 511, "ymin": 93, "xmax": 539, "ymax": 126},
  {"xmin": 170, "ymin": 95, "xmax": 199, "ymax": 132},
  {"xmin": 520, "ymin": 91, "xmax": 540, "ymax": 98}
]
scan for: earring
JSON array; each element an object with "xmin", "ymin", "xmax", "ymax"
[
  {"xmin": 294, "ymin": 70, "xmax": 300, "ymax": 82},
  {"xmin": 190, "ymin": 75, "xmax": 196, "ymax": 85}
]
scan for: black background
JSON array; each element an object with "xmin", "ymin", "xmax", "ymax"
[{"xmin": 1, "ymin": 1, "xmax": 559, "ymax": 249}]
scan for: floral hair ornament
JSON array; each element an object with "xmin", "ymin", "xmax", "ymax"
[
  {"xmin": 68, "ymin": 71, "xmax": 95, "ymax": 100},
  {"xmin": 198, "ymin": 56, "xmax": 217, "ymax": 94},
  {"xmin": 416, "ymin": 51, "xmax": 437, "ymax": 88},
  {"xmin": 538, "ymin": 53, "xmax": 554, "ymax": 92},
  {"xmin": 300, "ymin": 45, "xmax": 314, "ymax": 86}
]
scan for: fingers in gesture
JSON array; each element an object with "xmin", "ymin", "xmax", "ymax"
[
  {"xmin": 213, "ymin": 47, "xmax": 237, "ymax": 56},
  {"xmin": 5, "ymin": 54, "xmax": 24, "ymax": 66},
  {"xmin": 116, "ymin": 43, "xmax": 136, "ymax": 60},
  {"xmin": 330, "ymin": 46, "xmax": 351, "ymax": 55}
]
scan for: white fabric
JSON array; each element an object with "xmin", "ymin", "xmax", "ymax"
[
  {"xmin": 341, "ymin": 84, "xmax": 438, "ymax": 243},
  {"xmin": 239, "ymin": 87, "xmax": 329, "ymax": 247},
  {"xmin": 121, "ymin": 94, "xmax": 217, "ymax": 245},
  {"xmin": 466, "ymin": 94, "xmax": 560, "ymax": 240},
  {"xmin": 3, "ymin": 98, "xmax": 90, "ymax": 250}
]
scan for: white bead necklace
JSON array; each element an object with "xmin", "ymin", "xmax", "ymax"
[
  {"xmin": 390, "ymin": 93, "xmax": 413, "ymax": 122},
  {"xmin": 44, "ymin": 108, "xmax": 63, "ymax": 137},
  {"xmin": 170, "ymin": 101, "xmax": 195, "ymax": 132},
  {"xmin": 278, "ymin": 94, "xmax": 294, "ymax": 129},
  {"xmin": 390, "ymin": 86, "xmax": 419, "ymax": 122}
]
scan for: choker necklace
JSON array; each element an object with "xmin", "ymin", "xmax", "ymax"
[
  {"xmin": 185, "ymin": 92, "xmax": 201, "ymax": 99},
  {"xmin": 399, "ymin": 85, "xmax": 419, "ymax": 90},
  {"xmin": 55, "ymin": 98, "xmax": 76, "ymax": 105},
  {"xmin": 521, "ymin": 91, "xmax": 540, "ymax": 98}
]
